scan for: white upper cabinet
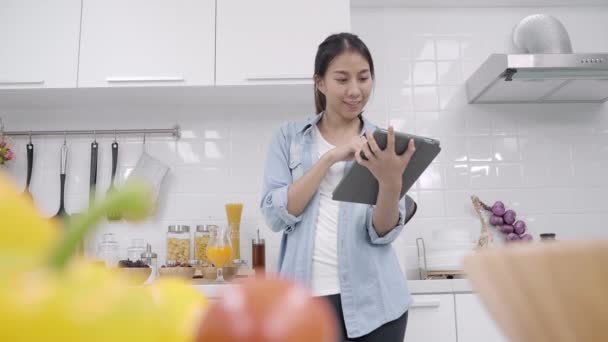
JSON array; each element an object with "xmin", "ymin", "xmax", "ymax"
[
  {"xmin": 455, "ymin": 293, "xmax": 508, "ymax": 342},
  {"xmin": 0, "ymin": 0, "xmax": 81, "ymax": 88},
  {"xmin": 78, "ymin": 0, "xmax": 215, "ymax": 87},
  {"xmin": 215, "ymin": 0, "xmax": 351, "ymax": 85}
]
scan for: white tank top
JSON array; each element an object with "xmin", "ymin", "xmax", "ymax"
[{"xmin": 311, "ymin": 124, "xmax": 345, "ymax": 296}]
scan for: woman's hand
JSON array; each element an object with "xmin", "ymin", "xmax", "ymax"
[
  {"xmin": 326, "ymin": 135, "xmax": 367, "ymax": 163},
  {"xmin": 355, "ymin": 126, "xmax": 416, "ymax": 187}
]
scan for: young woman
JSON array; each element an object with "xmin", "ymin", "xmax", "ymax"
[{"xmin": 260, "ymin": 32, "xmax": 415, "ymax": 341}]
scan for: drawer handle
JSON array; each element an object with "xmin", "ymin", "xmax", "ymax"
[
  {"xmin": 0, "ymin": 80, "xmax": 45, "ymax": 85},
  {"xmin": 410, "ymin": 298, "xmax": 441, "ymax": 308},
  {"xmin": 106, "ymin": 77, "xmax": 185, "ymax": 83},
  {"xmin": 245, "ymin": 75, "xmax": 311, "ymax": 81}
]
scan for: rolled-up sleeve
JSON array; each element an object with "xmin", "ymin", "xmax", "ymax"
[
  {"xmin": 366, "ymin": 195, "xmax": 407, "ymax": 245},
  {"xmin": 260, "ymin": 126, "xmax": 303, "ymax": 234}
]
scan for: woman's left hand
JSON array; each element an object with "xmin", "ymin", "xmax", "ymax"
[{"xmin": 355, "ymin": 126, "xmax": 416, "ymax": 187}]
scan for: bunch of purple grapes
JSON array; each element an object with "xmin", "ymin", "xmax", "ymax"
[{"xmin": 487, "ymin": 201, "xmax": 533, "ymax": 242}]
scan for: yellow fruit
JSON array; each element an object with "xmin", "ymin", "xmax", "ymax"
[
  {"xmin": 147, "ymin": 278, "xmax": 209, "ymax": 341},
  {"xmin": 0, "ymin": 172, "xmax": 60, "ymax": 272}
]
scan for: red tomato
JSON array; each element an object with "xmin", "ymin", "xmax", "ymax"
[{"xmin": 196, "ymin": 277, "xmax": 337, "ymax": 342}]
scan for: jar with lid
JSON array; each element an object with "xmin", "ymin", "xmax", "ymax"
[
  {"xmin": 140, "ymin": 244, "xmax": 158, "ymax": 283},
  {"xmin": 127, "ymin": 238, "xmax": 146, "ymax": 262},
  {"xmin": 195, "ymin": 224, "xmax": 213, "ymax": 265},
  {"xmin": 167, "ymin": 225, "xmax": 191, "ymax": 264},
  {"xmin": 97, "ymin": 233, "xmax": 120, "ymax": 268}
]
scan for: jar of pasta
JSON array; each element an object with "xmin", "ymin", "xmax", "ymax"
[
  {"xmin": 194, "ymin": 224, "xmax": 214, "ymax": 265},
  {"xmin": 166, "ymin": 225, "xmax": 191, "ymax": 264}
]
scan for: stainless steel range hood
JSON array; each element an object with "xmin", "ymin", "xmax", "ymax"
[{"xmin": 466, "ymin": 53, "xmax": 608, "ymax": 104}]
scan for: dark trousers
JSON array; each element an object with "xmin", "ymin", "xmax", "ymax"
[{"xmin": 322, "ymin": 294, "xmax": 409, "ymax": 342}]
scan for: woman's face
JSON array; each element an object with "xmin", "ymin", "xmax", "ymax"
[{"xmin": 317, "ymin": 51, "xmax": 373, "ymax": 121}]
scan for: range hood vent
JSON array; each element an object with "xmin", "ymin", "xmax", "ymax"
[
  {"xmin": 466, "ymin": 53, "xmax": 608, "ymax": 103},
  {"xmin": 466, "ymin": 14, "xmax": 608, "ymax": 104}
]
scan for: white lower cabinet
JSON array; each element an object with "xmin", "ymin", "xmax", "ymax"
[
  {"xmin": 404, "ymin": 294, "xmax": 457, "ymax": 342},
  {"xmin": 455, "ymin": 293, "xmax": 507, "ymax": 342}
]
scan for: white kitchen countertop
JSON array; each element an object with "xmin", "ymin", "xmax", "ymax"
[{"xmin": 193, "ymin": 279, "xmax": 474, "ymax": 298}]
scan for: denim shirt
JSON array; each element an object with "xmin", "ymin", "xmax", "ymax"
[{"xmin": 260, "ymin": 113, "xmax": 412, "ymax": 338}]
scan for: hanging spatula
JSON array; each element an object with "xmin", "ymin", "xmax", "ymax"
[
  {"xmin": 22, "ymin": 137, "xmax": 34, "ymax": 200},
  {"xmin": 54, "ymin": 141, "xmax": 68, "ymax": 220},
  {"xmin": 106, "ymin": 139, "xmax": 122, "ymax": 221},
  {"xmin": 89, "ymin": 139, "xmax": 98, "ymax": 208}
]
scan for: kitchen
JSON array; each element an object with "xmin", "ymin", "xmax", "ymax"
[{"xmin": 1, "ymin": 0, "xmax": 607, "ymax": 341}]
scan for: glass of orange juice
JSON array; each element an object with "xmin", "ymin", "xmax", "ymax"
[{"xmin": 206, "ymin": 225, "xmax": 233, "ymax": 282}]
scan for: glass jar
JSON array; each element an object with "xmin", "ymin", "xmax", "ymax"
[
  {"xmin": 140, "ymin": 244, "xmax": 158, "ymax": 283},
  {"xmin": 167, "ymin": 225, "xmax": 191, "ymax": 264},
  {"xmin": 127, "ymin": 238, "xmax": 146, "ymax": 262},
  {"xmin": 195, "ymin": 224, "xmax": 213, "ymax": 265},
  {"xmin": 97, "ymin": 233, "xmax": 120, "ymax": 268}
]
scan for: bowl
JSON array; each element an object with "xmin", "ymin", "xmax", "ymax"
[
  {"xmin": 463, "ymin": 240, "xmax": 608, "ymax": 342},
  {"xmin": 116, "ymin": 267, "xmax": 152, "ymax": 285},
  {"xmin": 202, "ymin": 266, "xmax": 237, "ymax": 281},
  {"xmin": 158, "ymin": 266, "xmax": 195, "ymax": 280}
]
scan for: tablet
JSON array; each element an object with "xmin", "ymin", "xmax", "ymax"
[{"xmin": 332, "ymin": 129, "xmax": 441, "ymax": 205}]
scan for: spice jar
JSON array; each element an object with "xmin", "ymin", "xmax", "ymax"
[
  {"xmin": 195, "ymin": 224, "xmax": 213, "ymax": 265},
  {"xmin": 167, "ymin": 225, "xmax": 191, "ymax": 264},
  {"xmin": 127, "ymin": 238, "xmax": 146, "ymax": 262},
  {"xmin": 140, "ymin": 244, "xmax": 158, "ymax": 283}
]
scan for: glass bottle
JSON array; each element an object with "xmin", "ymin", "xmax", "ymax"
[{"xmin": 252, "ymin": 229, "xmax": 266, "ymax": 277}]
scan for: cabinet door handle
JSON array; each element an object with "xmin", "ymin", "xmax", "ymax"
[
  {"xmin": 245, "ymin": 75, "xmax": 311, "ymax": 81},
  {"xmin": 410, "ymin": 297, "xmax": 441, "ymax": 308},
  {"xmin": 0, "ymin": 80, "xmax": 45, "ymax": 85},
  {"xmin": 106, "ymin": 77, "xmax": 185, "ymax": 83}
]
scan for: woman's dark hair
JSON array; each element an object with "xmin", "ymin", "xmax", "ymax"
[{"xmin": 314, "ymin": 32, "xmax": 375, "ymax": 114}]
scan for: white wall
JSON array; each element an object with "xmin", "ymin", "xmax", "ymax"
[{"xmin": 2, "ymin": 5, "xmax": 608, "ymax": 278}]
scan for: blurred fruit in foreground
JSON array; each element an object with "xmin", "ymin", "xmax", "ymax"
[
  {"xmin": 196, "ymin": 277, "xmax": 337, "ymax": 342},
  {"xmin": 0, "ymin": 172, "xmax": 208, "ymax": 341}
]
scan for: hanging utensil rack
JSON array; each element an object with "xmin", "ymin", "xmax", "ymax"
[{"xmin": 1, "ymin": 123, "xmax": 181, "ymax": 139}]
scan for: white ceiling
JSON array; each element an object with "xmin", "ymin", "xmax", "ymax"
[{"xmin": 351, "ymin": 0, "xmax": 608, "ymax": 7}]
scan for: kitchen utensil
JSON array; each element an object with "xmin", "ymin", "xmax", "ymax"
[
  {"xmin": 89, "ymin": 138, "xmax": 98, "ymax": 207},
  {"xmin": 53, "ymin": 140, "xmax": 68, "ymax": 219},
  {"xmin": 106, "ymin": 139, "xmax": 121, "ymax": 221},
  {"xmin": 22, "ymin": 135, "xmax": 34, "ymax": 200},
  {"xmin": 127, "ymin": 134, "xmax": 169, "ymax": 218},
  {"xmin": 463, "ymin": 240, "xmax": 608, "ymax": 342}
]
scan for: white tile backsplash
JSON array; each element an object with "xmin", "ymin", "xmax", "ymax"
[{"xmin": 2, "ymin": 5, "xmax": 608, "ymax": 279}]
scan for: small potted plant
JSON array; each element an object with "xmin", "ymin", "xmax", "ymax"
[{"xmin": 0, "ymin": 135, "xmax": 15, "ymax": 165}]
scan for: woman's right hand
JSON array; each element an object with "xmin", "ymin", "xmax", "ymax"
[{"xmin": 326, "ymin": 135, "xmax": 367, "ymax": 163}]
